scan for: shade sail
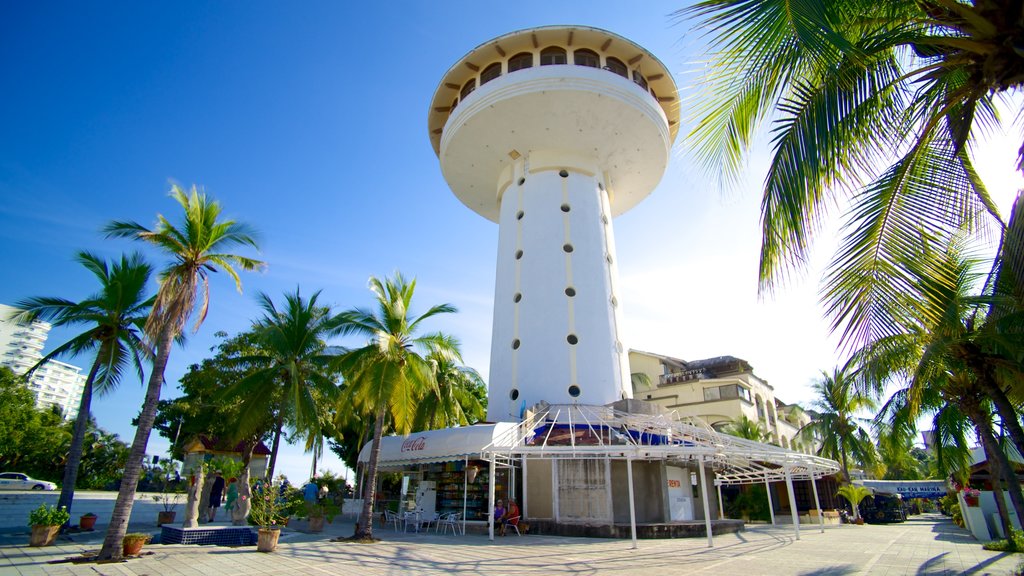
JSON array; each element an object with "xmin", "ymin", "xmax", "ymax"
[{"xmin": 358, "ymin": 423, "xmax": 518, "ymax": 468}]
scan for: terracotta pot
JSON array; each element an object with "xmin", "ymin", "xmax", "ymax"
[
  {"xmin": 308, "ymin": 516, "xmax": 324, "ymax": 532},
  {"xmin": 79, "ymin": 515, "xmax": 97, "ymax": 530},
  {"xmin": 257, "ymin": 528, "xmax": 280, "ymax": 552},
  {"xmin": 157, "ymin": 511, "xmax": 176, "ymax": 526},
  {"xmin": 122, "ymin": 538, "xmax": 146, "ymax": 556},
  {"xmin": 964, "ymin": 495, "xmax": 979, "ymax": 507},
  {"xmin": 29, "ymin": 525, "xmax": 60, "ymax": 547}
]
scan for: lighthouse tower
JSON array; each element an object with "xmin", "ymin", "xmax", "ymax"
[{"xmin": 428, "ymin": 26, "xmax": 679, "ymax": 422}]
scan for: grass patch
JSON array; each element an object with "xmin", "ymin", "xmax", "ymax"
[{"xmin": 983, "ymin": 529, "xmax": 1024, "ymax": 553}]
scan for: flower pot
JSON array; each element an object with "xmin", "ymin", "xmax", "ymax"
[
  {"xmin": 157, "ymin": 511, "xmax": 176, "ymax": 526},
  {"xmin": 257, "ymin": 528, "xmax": 280, "ymax": 552},
  {"xmin": 79, "ymin": 515, "xmax": 97, "ymax": 530},
  {"xmin": 29, "ymin": 525, "xmax": 60, "ymax": 547},
  {"xmin": 308, "ymin": 516, "xmax": 324, "ymax": 533},
  {"xmin": 964, "ymin": 495, "xmax": 979, "ymax": 507},
  {"xmin": 854, "ymin": 518, "xmax": 865, "ymax": 525},
  {"xmin": 123, "ymin": 539, "xmax": 146, "ymax": 556}
]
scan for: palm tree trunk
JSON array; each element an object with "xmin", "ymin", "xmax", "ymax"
[
  {"xmin": 266, "ymin": 412, "xmax": 284, "ymax": 480},
  {"xmin": 972, "ymin": 404, "xmax": 1024, "ymax": 532},
  {"xmin": 989, "ymin": 460, "xmax": 1014, "ymax": 541},
  {"xmin": 979, "ymin": 377, "xmax": 1024, "ymax": 466},
  {"xmin": 354, "ymin": 406, "xmax": 385, "ymax": 540},
  {"xmin": 232, "ymin": 441, "xmax": 254, "ymax": 525},
  {"xmin": 839, "ymin": 441, "xmax": 851, "ymax": 484},
  {"xmin": 56, "ymin": 353, "xmax": 104, "ymax": 521},
  {"xmin": 97, "ymin": 331, "xmax": 173, "ymax": 560}
]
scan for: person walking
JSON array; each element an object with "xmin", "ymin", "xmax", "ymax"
[{"xmin": 207, "ymin": 471, "xmax": 226, "ymax": 522}]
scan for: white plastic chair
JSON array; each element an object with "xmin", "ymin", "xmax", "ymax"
[
  {"xmin": 503, "ymin": 515, "xmax": 521, "ymax": 536},
  {"xmin": 439, "ymin": 511, "xmax": 461, "ymax": 535},
  {"xmin": 384, "ymin": 509, "xmax": 401, "ymax": 531}
]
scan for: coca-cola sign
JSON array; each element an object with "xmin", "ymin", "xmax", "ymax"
[{"xmin": 401, "ymin": 436, "xmax": 427, "ymax": 452}]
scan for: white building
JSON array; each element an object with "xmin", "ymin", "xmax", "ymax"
[{"xmin": 0, "ymin": 303, "xmax": 87, "ymax": 419}]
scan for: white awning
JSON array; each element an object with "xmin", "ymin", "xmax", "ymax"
[{"xmin": 358, "ymin": 423, "xmax": 518, "ymax": 469}]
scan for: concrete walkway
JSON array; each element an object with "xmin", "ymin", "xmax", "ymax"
[{"xmin": 0, "ymin": 514, "xmax": 1019, "ymax": 575}]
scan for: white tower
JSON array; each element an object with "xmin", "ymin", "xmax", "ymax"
[{"xmin": 428, "ymin": 26, "xmax": 679, "ymax": 422}]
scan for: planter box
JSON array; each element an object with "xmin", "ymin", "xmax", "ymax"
[{"xmin": 29, "ymin": 525, "xmax": 60, "ymax": 547}]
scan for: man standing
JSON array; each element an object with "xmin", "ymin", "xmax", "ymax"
[{"xmin": 207, "ymin": 470, "xmax": 225, "ymax": 522}]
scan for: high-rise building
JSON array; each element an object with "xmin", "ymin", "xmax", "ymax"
[{"xmin": 0, "ymin": 303, "xmax": 86, "ymax": 419}]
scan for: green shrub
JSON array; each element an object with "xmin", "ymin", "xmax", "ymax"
[
  {"xmin": 983, "ymin": 529, "xmax": 1024, "ymax": 553},
  {"xmin": 725, "ymin": 485, "xmax": 771, "ymax": 522},
  {"xmin": 27, "ymin": 504, "xmax": 70, "ymax": 527}
]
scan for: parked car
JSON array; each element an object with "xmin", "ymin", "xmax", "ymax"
[{"xmin": 0, "ymin": 472, "xmax": 57, "ymax": 490}]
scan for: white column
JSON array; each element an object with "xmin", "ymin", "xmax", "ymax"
[
  {"xmin": 463, "ymin": 457, "xmax": 469, "ymax": 535},
  {"xmin": 810, "ymin": 476, "xmax": 824, "ymax": 534},
  {"xmin": 488, "ymin": 457, "xmax": 496, "ymax": 541},
  {"xmin": 626, "ymin": 457, "xmax": 638, "ymax": 549},
  {"xmin": 716, "ymin": 483, "xmax": 724, "ymax": 518},
  {"xmin": 766, "ymin": 476, "xmax": 776, "ymax": 526},
  {"xmin": 698, "ymin": 457, "xmax": 713, "ymax": 548},
  {"xmin": 784, "ymin": 469, "xmax": 800, "ymax": 540}
]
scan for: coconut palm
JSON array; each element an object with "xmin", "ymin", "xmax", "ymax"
[
  {"xmin": 800, "ymin": 362, "xmax": 878, "ymax": 483},
  {"xmin": 724, "ymin": 415, "xmax": 771, "ymax": 443},
  {"xmin": 836, "ymin": 483, "xmax": 873, "ymax": 522},
  {"xmin": 222, "ymin": 288, "xmax": 344, "ymax": 479},
  {"xmin": 335, "ymin": 273, "xmax": 457, "ymax": 540},
  {"xmin": 96, "ymin": 184, "xmax": 263, "ymax": 560},
  {"xmin": 13, "ymin": 251, "xmax": 153, "ymax": 518},
  {"xmin": 412, "ymin": 346, "xmax": 486, "ymax": 431},
  {"xmin": 678, "ymin": 0, "xmax": 1019, "ymax": 348}
]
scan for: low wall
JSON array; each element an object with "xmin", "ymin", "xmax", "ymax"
[{"xmin": 0, "ymin": 490, "xmax": 170, "ymax": 529}]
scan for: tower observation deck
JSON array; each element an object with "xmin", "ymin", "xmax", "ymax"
[{"xmin": 428, "ymin": 26, "xmax": 679, "ymax": 421}]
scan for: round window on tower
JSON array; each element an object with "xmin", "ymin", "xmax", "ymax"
[{"xmin": 568, "ymin": 384, "xmax": 581, "ymax": 398}]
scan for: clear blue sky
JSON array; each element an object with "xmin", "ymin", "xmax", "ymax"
[{"xmin": 3, "ymin": 2, "xmax": 1020, "ymax": 481}]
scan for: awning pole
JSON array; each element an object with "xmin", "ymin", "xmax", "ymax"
[
  {"xmin": 766, "ymin": 475, "xmax": 776, "ymax": 525},
  {"xmin": 810, "ymin": 475, "xmax": 824, "ymax": 534},
  {"xmin": 463, "ymin": 457, "xmax": 469, "ymax": 535},
  {"xmin": 784, "ymin": 468, "xmax": 800, "ymax": 540},
  {"xmin": 488, "ymin": 456, "xmax": 496, "ymax": 541},
  {"xmin": 716, "ymin": 483, "xmax": 724, "ymax": 518},
  {"xmin": 626, "ymin": 456, "xmax": 638, "ymax": 550},
  {"xmin": 698, "ymin": 456, "xmax": 713, "ymax": 548}
]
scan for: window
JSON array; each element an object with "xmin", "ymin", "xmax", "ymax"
[
  {"xmin": 605, "ymin": 57, "xmax": 627, "ymax": 78},
  {"xmin": 460, "ymin": 79, "xmax": 476, "ymax": 100},
  {"xmin": 632, "ymin": 70, "xmax": 648, "ymax": 90},
  {"xmin": 540, "ymin": 46, "xmax": 567, "ymax": 65},
  {"xmin": 574, "ymin": 49, "xmax": 599, "ymax": 68},
  {"xmin": 508, "ymin": 52, "xmax": 533, "ymax": 72},
  {"xmin": 480, "ymin": 62, "xmax": 501, "ymax": 85},
  {"xmin": 703, "ymin": 386, "xmax": 721, "ymax": 401}
]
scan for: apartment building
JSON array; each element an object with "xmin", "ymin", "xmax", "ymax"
[
  {"xmin": 629, "ymin": 349, "xmax": 814, "ymax": 453},
  {"xmin": 0, "ymin": 303, "xmax": 86, "ymax": 419}
]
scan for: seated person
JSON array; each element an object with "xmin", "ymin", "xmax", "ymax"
[
  {"xmin": 493, "ymin": 499, "xmax": 505, "ymax": 527},
  {"xmin": 500, "ymin": 498, "xmax": 520, "ymax": 535}
]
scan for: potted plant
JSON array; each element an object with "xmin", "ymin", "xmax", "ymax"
[
  {"xmin": 122, "ymin": 533, "xmax": 152, "ymax": 556},
  {"xmin": 152, "ymin": 491, "xmax": 182, "ymax": 525},
  {"xmin": 249, "ymin": 478, "xmax": 286, "ymax": 552},
  {"xmin": 79, "ymin": 512, "xmax": 97, "ymax": 531},
  {"xmin": 303, "ymin": 500, "xmax": 339, "ymax": 533},
  {"xmin": 963, "ymin": 487, "xmax": 981, "ymax": 507},
  {"xmin": 28, "ymin": 504, "xmax": 70, "ymax": 546}
]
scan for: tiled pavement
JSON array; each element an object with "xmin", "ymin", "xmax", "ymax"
[{"xmin": 0, "ymin": 514, "xmax": 1018, "ymax": 575}]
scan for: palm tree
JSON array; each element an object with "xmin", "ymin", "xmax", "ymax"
[
  {"xmin": 335, "ymin": 273, "xmax": 458, "ymax": 540},
  {"xmin": 13, "ymin": 251, "xmax": 153, "ymax": 518},
  {"xmin": 800, "ymin": 362, "xmax": 878, "ymax": 483},
  {"xmin": 678, "ymin": 0, "xmax": 1016, "ymax": 348},
  {"xmin": 412, "ymin": 346, "xmax": 486, "ymax": 431},
  {"xmin": 836, "ymin": 484, "xmax": 873, "ymax": 522},
  {"xmin": 723, "ymin": 415, "xmax": 771, "ymax": 443},
  {"xmin": 223, "ymin": 288, "xmax": 344, "ymax": 479},
  {"xmin": 96, "ymin": 184, "xmax": 263, "ymax": 560}
]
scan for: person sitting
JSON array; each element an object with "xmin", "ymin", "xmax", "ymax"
[
  {"xmin": 493, "ymin": 499, "xmax": 505, "ymax": 529},
  {"xmin": 500, "ymin": 498, "xmax": 521, "ymax": 536}
]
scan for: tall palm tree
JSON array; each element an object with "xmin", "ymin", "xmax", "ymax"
[
  {"xmin": 678, "ymin": 0, "xmax": 1018, "ymax": 348},
  {"xmin": 96, "ymin": 184, "xmax": 263, "ymax": 560},
  {"xmin": 800, "ymin": 362, "xmax": 878, "ymax": 483},
  {"xmin": 222, "ymin": 288, "xmax": 344, "ymax": 479},
  {"xmin": 412, "ymin": 346, "xmax": 486, "ymax": 431},
  {"xmin": 336, "ymin": 273, "xmax": 458, "ymax": 540},
  {"xmin": 13, "ymin": 251, "xmax": 153, "ymax": 518}
]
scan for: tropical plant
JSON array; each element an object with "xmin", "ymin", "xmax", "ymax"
[
  {"xmin": 248, "ymin": 477, "xmax": 287, "ymax": 530},
  {"xmin": 12, "ymin": 251, "xmax": 153, "ymax": 517},
  {"xmin": 412, "ymin": 347, "xmax": 486, "ymax": 431},
  {"xmin": 678, "ymin": 0, "xmax": 1019, "ymax": 351},
  {"xmin": 28, "ymin": 504, "xmax": 70, "ymax": 527},
  {"xmin": 723, "ymin": 415, "xmax": 771, "ymax": 443},
  {"xmin": 800, "ymin": 362, "xmax": 878, "ymax": 483},
  {"xmin": 96, "ymin": 184, "xmax": 263, "ymax": 560},
  {"xmin": 221, "ymin": 289, "xmax": 344, "ymax": 480},
  {"xmin": 836, "ymin": 484, "xmax": 873, "ymax": 522},
  {"xmin": 335, "ymin": 272, "xmax": 458, "ymax": 540}
]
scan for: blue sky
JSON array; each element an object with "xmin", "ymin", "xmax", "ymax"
[{"xmin": 2, "ymin": 2, "xmax": 1021, "ymax": 482}]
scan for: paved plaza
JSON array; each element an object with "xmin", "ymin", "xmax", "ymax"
[{"xmin": 0, "ymin": 514, "xmax": 1019, "ymax": 575}]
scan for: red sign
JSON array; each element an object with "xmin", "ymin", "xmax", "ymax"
[
  {"xmin": 401, "ymin": 437, "xmax": 427, "ymax": 452},
  {"xmin": 667, "ymin": 480, "xmax": 681, "ymax": 488}
]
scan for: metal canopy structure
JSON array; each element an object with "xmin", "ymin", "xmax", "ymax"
[{"xmin": 478, "ymin": 403, "xmax": 839, "ymax": 485}]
